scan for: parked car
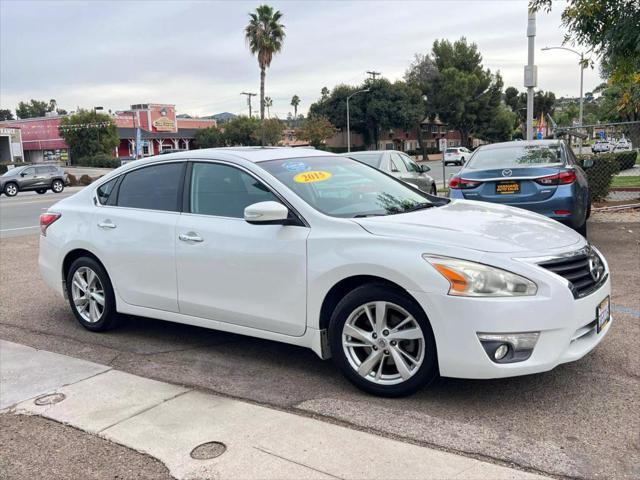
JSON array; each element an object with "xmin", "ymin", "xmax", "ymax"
[
  {"xmin": 613, "ymin": 138, "xmax": 632, "ymax": 151},
  {"xmin": 443, "ymin": 147, "xmax": 472, "ymax": 166},
  {"xmin": 0, "ymin": 164, "xmax": 67, "ymax": 197},
  {"xmin": 448, "ymin": 140, "xmax": 590, "ymax": 235},
  {"xmin": 39, "ymin": 148, "xmax": 611, "ymax": 397},
  {"xmin": 591, "ymin": 140, "xmax": 613, "ymax": 154},
  {"xmin": 345, "ymin": 150, "xmax": 437, "ymax": 195}
]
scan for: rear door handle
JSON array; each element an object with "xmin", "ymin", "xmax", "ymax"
[
  {"xmin": 179, "ymin": 232, "xmax": 203, "ymax": 243},
  {"xmin": 97, "ymin": 220, "xmax": 117, "ymax": 229}
]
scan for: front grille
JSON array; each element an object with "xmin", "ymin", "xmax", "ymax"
[{"xmin": 538, "ymin": 247, "xmax": 607, "ymax": 298}]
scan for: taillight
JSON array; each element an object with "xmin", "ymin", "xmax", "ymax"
[
  {"xmin": 535, "ymin": 170, "xmax": 576, "ymax": 186},
  {"xmin": 40, "ymin": 212, "xmax": 61, "ymax": 236},
  {"xmin": 449, "ymin": 177, "xmax": 481, "ymax": 189}
]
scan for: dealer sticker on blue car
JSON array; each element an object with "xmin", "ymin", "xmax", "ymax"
[{"xmin": 596, "ymin": 296, "xmax": 610, "ymax": 333}]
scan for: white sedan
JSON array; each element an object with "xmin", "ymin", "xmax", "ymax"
[
  {"xmin": 39, "ymin": 148, "xmax": 612, "ymax": 396},
  {"xmin": 443, "ymin": 147, "xmax": 472, "ymax": 166}
]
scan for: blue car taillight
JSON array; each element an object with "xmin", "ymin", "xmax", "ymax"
[
  {"xmin": 449, "ymin": 176, "xmax": 481, "ymax": 189},
  {"xmin": 535, "ymin": 170, "xmax": 577, "ymax": 186}
]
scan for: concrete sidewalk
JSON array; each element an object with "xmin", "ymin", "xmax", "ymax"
[{"xmin": 1, "ymin": 340, "xmax": 549, "ymax": 480}]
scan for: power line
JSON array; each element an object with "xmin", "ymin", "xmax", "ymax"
[
  {"xmin": 240, "ymin": 92, "xmax": 257, "ymax": 118},
  {"xmin": 366, "ymin": 70, "xmax": 381, "ymax": 80}
]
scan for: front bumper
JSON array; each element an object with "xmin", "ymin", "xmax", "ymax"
[{"xmin": 410, "ymin": 274, "xmax": 612, "ymax": 379}]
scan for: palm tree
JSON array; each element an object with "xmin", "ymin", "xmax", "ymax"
[
  {"xmin": 290, "ymin": 95, "xmax": 300, "ymax": 119},
  {"xmin": 245, "ymin": 5, "xmax": 285, "ymax": 120},
  {"xmin": 264, "ymin": 96, "xmax": 273, "ymax": 118}
]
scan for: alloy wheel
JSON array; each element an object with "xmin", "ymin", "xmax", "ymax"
[
  {"xmin": 52, "ymin": 180, "xmax": 63, "ymax": 192},
  {"xmin": 71, "ymin": 266, "xmax": 105, "ymax": 323},
  {"xmin": 342, "ymin": 301, "xmax": 425, "ymax": 385},
  {"xmin": 5, "ymin": 184, "xmax": 17, "ymax": 196}
]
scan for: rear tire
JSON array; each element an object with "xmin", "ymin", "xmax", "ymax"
[
  {"xmin": 66, "ymin": 257, "xmax": 120, "ymax": 332},
  {"xmin": 36, "ymin": 188, "xmax": 47, "ymax": 194},
  {"xmin": 52, "ymin": 179, "xmax": 64, "ymax": 193},
  {"xmin": 329, "ymin": 283, "xmax": 438, "ymax": 397},
  {"xmin": 4, "ymin": 182, "xmax": 18, "ymax": 197}
]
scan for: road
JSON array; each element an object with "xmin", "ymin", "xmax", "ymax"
[
  {"xmin": 420, "ymin": 159, "xmax": 463, "ymax": 188},
  {"xmin": 0, "ymin": 219, "xmax": 638, "ymax": 479},
  {"xmin": 0, "ymin": 187, "xmax": 84, "ymax": 238}
]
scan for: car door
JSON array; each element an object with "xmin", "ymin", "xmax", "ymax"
[
  {"xmin": 389, "ymin": 152, "xmax": 414, "ymax": 186},
  {"xmin": 176, "ymin": 161, "xmax": 309, "ymax": 336},
  {"xmin": 18, "ymin": 167, "xmax": 37, "ymax": 190},
  {"xmin": 93, "ymin": 162, "xmax": 184, "ymax": 313},
  {"xmin": 399, "ymin": 153, "xmax": 431, "ymax": 191},
  {"xmin": 35, "ymin": 166, "xmax": 52, "ymax": 187}
]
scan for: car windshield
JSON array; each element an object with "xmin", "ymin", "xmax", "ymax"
[
  {"xmin": 445, "ymin": 148, "xmax": 459, "ymax": 153},
  {"xmin": 465, "ymin": 145, "xmax": 563, "ymax": 170},
  {"xmin": 347, "ymin": 152, "xmax": 383, "ymax": 168},
  {"xmin": 260, "ymin": 156, "xmax": 441, "ymax": 218}
]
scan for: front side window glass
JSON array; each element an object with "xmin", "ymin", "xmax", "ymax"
[
  {"xmin": 190, "ymin": 162, "xmax": 278, "ymax": 218},
  {"xmin": 97, "ymin": 178, "xmax": 118, "ymax": 205}
]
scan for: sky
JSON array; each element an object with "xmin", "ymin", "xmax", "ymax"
[{"xmin": 0, "ymin": 0, "xmax": 603, "ymax": 118}]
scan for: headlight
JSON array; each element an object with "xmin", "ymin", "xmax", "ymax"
[{"xmin": 423, "ymin": 255, "xmax": 537, "ymax": 297}]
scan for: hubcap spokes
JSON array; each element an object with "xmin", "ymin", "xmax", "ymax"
[
  {"xmin": 342, "ymin": 301, "xmax": 425, "ymax": 385},
  {"xmin": 71, "ymin": 267, "xmax": 105, "ymax": 323}
]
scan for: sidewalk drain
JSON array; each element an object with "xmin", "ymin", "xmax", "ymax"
[
  {"xmin": 190, "ymin": 441, "xmax": 227, "ymax": 460},
  {"xmin": 34, "ymin": 393, "xmax": 66, "ymax": 406}
]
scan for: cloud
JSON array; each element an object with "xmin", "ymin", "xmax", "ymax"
[{"xmin": 1, "ymin": 0, "xmax": 602, "ymax": 117}]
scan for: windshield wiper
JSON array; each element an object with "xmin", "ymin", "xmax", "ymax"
[
  {"xmin": 353, "ymin": 213, "xmax": 387, "ymax": 218},
  {"xmin": 401, "ymin": 202, "xmax": 435, "ymax": 213}
]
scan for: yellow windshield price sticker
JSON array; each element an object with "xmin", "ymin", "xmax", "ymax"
[{"xmin": 293, "ymin": 171, "xmax": 333, "ymax": 183}]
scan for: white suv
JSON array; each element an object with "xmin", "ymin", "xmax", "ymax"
[
  {"xmin": 39, "ymin": 148, "xmax": 611, "ymax": 396},
  {"xmin": 443, "ymin": 147, "xmax": 472, "ymax": 166}
]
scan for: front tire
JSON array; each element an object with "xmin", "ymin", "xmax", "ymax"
[
  {"xmin": 329, "ymin": 284, "xmax": 438, "ymax": 397},
  {"xmin": 4, "ymin": 182, "xmax": 18, "ymax": 197},
  {"xmin": 52, "ymin": 179, "xmax": 64, "ymax": 193},
  {"xmin": 66, "ymin": 257, "xmax": 120, "ymax": 332}
]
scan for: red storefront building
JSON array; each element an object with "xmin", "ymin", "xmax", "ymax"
[{"xmin": 0, "ymin": 103, "xmax": 215, "ymax": 164}]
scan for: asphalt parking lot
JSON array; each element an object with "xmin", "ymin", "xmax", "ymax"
[{"xmin": 0, "ymin": 217, "xmax": 638, "ymax": 479}]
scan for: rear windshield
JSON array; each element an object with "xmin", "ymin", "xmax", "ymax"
[
  {"xmin": 465, "ymin": 145, "xmax": 563, "ymax": 170},
  {"xmin": 445, "ymin": 148, "xmax": 459, "ymax": 153},
  {"xmin": 347, "ymin": 152, "xmax": 383, "ymax": 168}
]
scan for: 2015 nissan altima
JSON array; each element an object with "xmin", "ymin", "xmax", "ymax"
[{"xmin": 39, "ymin": 148, "xmax": 611, "ymax": 396}]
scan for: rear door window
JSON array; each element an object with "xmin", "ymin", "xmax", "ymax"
[
  {"xmin": 36, "ymin": 167, "xmax": 49, "ymax": 175},
  {"xmin": 96, "ymin": 178, "xmax": 118, "ymax": 205},
  {"xmin": 116, "ymin": 162, "xmax": 184, "ymax": 212}
]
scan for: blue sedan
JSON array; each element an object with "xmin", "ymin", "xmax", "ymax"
[{"xmin": 448, "ymin": 140, "xmax": 590, "ymax": 236}]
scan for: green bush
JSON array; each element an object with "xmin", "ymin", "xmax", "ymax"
[
  {"xmin": 0, "ymin": 162, "xmax": 29, "ymax": 175},
  {"xmin": 73, "ymin": 153, "xmax": 120, "ymax": 168},
  {"xmin": 612, "ymin": 151, "xmax": 637, "ymax": 170},
  {"xmin": 578, "ymin": 154, "xmax": 621, "ymax": 201}
]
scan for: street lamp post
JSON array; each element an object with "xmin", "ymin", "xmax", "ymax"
[
  {"xmin": 542, "ymin": 46, "xmax": 585, "ymax": 151},
  {"xmin": 346, "ymin": 89, "xmax": 369, "ymax": 152}
]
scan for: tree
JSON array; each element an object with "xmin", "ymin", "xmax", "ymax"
[
  {"xmin": 404, "ymin": 53, "xmax": 438, "ymax": 157},
  {"xmin": 264, "ymin": 96, "xmax": 273, "ymax": 117},
  {"xmin": 296, "ymin": 115, "xmax": 337, "ymax": 148},
  {"xmin": 426, "ymin": 38, "xmax": 504, "ymax": 147},
  {"xmin": 0, "ymin": 109, "xmax": 14, "ymax": 121},
  {"xmin": 245, "ymin": 5, "xmax": 285, "ymax": 120},
  {"xmin": 530, "ymin": 0, "xmax": 640, "ymax": 78},
  {"xmin": 320, "ymin": 87, "xmax": 330, "ymax": 101},
  {"xmin": 15, "ymin": 98, "xmax": 66, "ymax": 118},
  {"xmin": 222, "ymin": 115, "xmax": 261, "ymax": 146},
  {"xmin": 504, "ymin": 87, "xmax": 520, "ymax": 113},
  {"xmin": 58, "ymin": 109, "xmax": 118, "ymax": 160},
  {"xmin": 477, "ymin": 104, "xmax": 516, "ymax": 142},
  {"xmin": 290, "ymin": 94, "xmax": 300, "ymax": 119},
  {"xmin": 254, "ymin": 118, "xmax": 284, "ymax": 146},
  {"xmin": 195, "ymin": 125, "xmax": 225, "ymax": 148}
]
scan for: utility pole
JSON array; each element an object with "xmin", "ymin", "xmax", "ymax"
[
  {"xmin": 241, "ymin": 92, "xmax": 257, "ymax": 118},
  {"xmin": 524, "ymin": 9, "xmax": 537, "ymax": 141},
  {"xmin": 366, "ymin": 71, "xmax": 381, "ymax": 81}
]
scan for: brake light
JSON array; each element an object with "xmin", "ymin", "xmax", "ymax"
[
  {"xmin": 40, "ymin": 212, "xmax": 61, "ymax": 236},
  {"xmin": 535, "ymin": 170, "xmax": 576, "ymax": 186},
  {"xmin": 449, "ymin": 177, "xmax": 481, "ymax": 189}
]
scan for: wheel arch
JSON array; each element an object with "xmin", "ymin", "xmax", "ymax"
[
  {"xmin": 62, "ymin": 248, "xmax": 109, "ymax": 292},
  {"xmin": 318, "ymin": 275, "xmax": 421, "ymax": 332}
]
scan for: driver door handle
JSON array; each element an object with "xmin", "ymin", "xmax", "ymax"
[
  {"xmin": 179, "ymin": 232, "xmax": 203, "ymax": 243},
  {"xmin": 97, "ymin": 220, "xmax": 117, "ymax": 229}
]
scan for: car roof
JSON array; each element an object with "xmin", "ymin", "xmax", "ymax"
[
  {"xmin": 478, "ymin": 140, "xmax": 562, "ymax": 151},
  {"xmin": 147, "ymin": 147, "xmax": 333, "ymax": 164}
]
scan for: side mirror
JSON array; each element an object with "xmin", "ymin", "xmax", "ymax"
[
  {"xmin": 20, "ymin": 172, "xmax": 27, "ymax": 177},
  {"xmin": 420, "ymin": 164, "xmax": 431, "ymax": 173},
  {"xmin": 244, "ymin": 201, "xmax": 290, "ymax": 225},
  {"xmin": 582, "ymin": 158, "xmax": 594, "ymax": 169}
]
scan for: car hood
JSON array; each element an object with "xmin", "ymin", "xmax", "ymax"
[{"xmin": 353, "ymin": 199, "xmax": 583, "ymax": 253}]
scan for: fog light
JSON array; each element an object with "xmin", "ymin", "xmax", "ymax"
[
  {"xmin": 494, "ymin": 344, "xmax": 509, "ymax": 360},
  {"xmin": 477, "ymin": 332, "xmax": 540, "ymax": 363}
]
